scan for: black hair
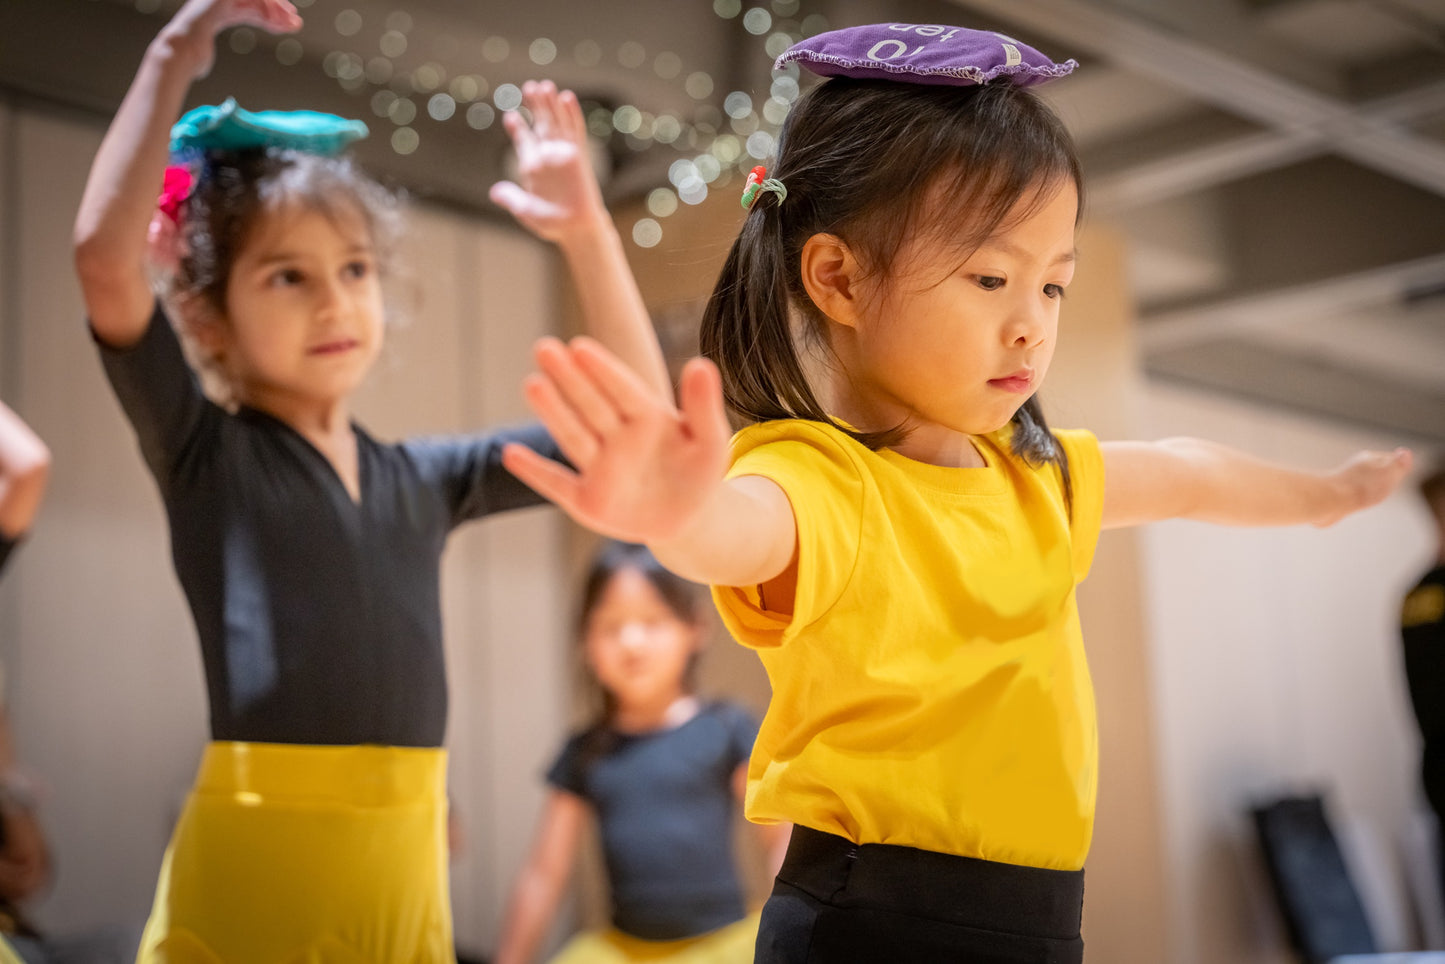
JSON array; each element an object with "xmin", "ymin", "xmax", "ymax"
[
  {"xmin": 173, "ymin": 147, "xmax": 403, "ymax": 318},
  {"xmin": 700, "ymin": 77, "xmax": 1083, "ymax": 505}
]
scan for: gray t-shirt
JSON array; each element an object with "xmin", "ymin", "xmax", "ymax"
[{"xmin": 548, "ymin": 701, "xmax": 759, "ymax": 940}]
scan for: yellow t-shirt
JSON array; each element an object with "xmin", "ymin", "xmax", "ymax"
[{"xmin": 713, "ymin": 420, "xmax": 1105, "ymax": 871}]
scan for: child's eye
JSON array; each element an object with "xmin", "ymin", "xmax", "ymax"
[
  {"xmin": 344, "ymin": 260, "xmax": 371, "ymax": 280},
  {"xmin": 271, "ymin": 268, "xmax": 305, "ymax": 287},
  {"xmin": 1044, "ymin": 283, "xmax": 1066, "ymax": 299},
  {"xmin": 975, "ymin": 276, "xmax": 1005, "ymax": 291}
]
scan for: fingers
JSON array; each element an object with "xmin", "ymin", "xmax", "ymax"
[
  {"xmin": 559, "ymin": 90, "xmax": 587, "ymax": 144},
  {"xmin": 222, "ymin": 0, "xmax": 301, "ymax": 33},
  {"xmin": 570, "ymin": 337, "xmax": 666, "ymax": 418},
  {"xmin": 501, "ymin": 442, "xmax": 584, "ymax": 512},
  {"xmin": 522, "ymin": 80, "xmax": 558, "ymax": 142},
  {"xmin": 677, "ymin": 357, "xmax": 732, "ymax": 452},
  {"xmin": 536, "ymin": 338, "xmax": 625, "ymax": 438},
  {"xmin": 501, "ymin": 108, "xmax": 536, "ymax": 158},
  {"xmin": 489, "ymin": 181, "xmax": 537, "ymax": 219},
  {"xmin": 521, "ymin": 369, "xmax": 599, "ymax": 468},
  {"xmin": 262, "ymin": 0, "xmax": 302, "ymax": 30},
  {"xmin": 516, "ymin": 80, "xmax": 586, "ymax": 147}
]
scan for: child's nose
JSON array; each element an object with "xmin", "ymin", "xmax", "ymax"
[
  {"xmin": 314, "ymin": 277, "xmax": 350, "ymax": 317},
  {"xmin": 1005, "ymin": 300, "xmax": 1048, "ymax": 348},
  {"xmin": 617, "ymin": 622, "xmax": 650, "ymax": 649}
]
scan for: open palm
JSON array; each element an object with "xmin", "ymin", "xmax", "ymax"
[
  {"xmin": 502, "ymin": 338, "xmax": 732, "ymax": 545},
  {"xmin": 489, "ymin": 81, "xmax": 608, "ymax": 244},
  {"xmin": 171, "ymin": 0, "xmax": 302, "ymax": 77}
]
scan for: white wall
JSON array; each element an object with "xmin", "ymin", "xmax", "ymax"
[
  {"xmin": 1142, "ymin": 380, "xmax": 1439, "ymax": 964},
  {"xmin": 0, "ymin": 98, "xmax": 569, "ymax": 957}
]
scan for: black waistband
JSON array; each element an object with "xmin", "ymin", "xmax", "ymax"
[{"xmin": 779, "ymin": 826, "xmax": 1084, "ymax": 941}]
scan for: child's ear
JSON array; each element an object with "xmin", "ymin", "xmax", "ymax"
[
  {"xmin": 175, "ymin": 295, "xmax": 228, "ymax": 360},
  {"xmin": 799, "ymin": 233, "xmax": 863, "ymax": 328}
]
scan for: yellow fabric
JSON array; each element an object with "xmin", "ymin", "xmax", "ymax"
[
  {"xmin": 0, "ymin": 936, "xmax": 24, "ymax": 964},
  {"xmin": 1404, "ymin": 584, "xmax": 1445, "ymax": 628},
  {"xmin": 547, "ymin": 913, "xmax": 759, "ymax": 964},
  {"xmin": 713, "ymin": 421, "xmax": 1105, "ymax": 871},
  {"xmin": 137, "ymin": 741, "xmax": 453, "ymax": 964}
]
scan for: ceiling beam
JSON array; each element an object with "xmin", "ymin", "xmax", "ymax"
[
  {"xmin": 1090, "ymin": 76, "xmax": 1445, "ymax": 210},
  {"xmin": 1139, "ymin": 252, "xmax": 1445, "ymax": 350},
  {"xmin": 1145, "ymin": 336, "xmax": 1445, "ymax": 444},
  {"xmin": 948, "ymin": 0, "xmax": 1445, "ymax": 200}
]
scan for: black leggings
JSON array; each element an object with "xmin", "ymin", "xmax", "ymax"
[{"xmin": 756, "ymin": 826, "xmax": 1085, "ymax": 964}]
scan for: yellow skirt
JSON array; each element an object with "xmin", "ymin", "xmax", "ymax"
[
  {"xmin": 547, "ymin": 913, "xmax": 759, "ymax": 964},
  {"xmin": 137, "ymin": 741, "xmax": 452, "ymax": 964}
]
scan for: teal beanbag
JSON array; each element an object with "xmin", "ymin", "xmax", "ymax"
[{"xmin": 170, "ymin": 98, "xmax": 369, "ymax": 156}]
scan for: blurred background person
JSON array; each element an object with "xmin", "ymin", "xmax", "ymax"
[
  {"xmin": 1402, "ymin": 463, "xmax": 1445, "ymax": 904},
  {"xmin": 496, "ymin": 543, "xmax": 788, "ymax": 964}
]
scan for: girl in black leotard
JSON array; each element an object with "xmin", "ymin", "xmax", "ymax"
[{"xmin": 71, "ymin": 2, "xmax": 670, "ymax": 959}]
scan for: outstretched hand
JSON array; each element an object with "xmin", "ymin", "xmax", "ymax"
[
  {"xmin": 1317, "ymin": 447, "xmax": 1414, "ymax": 526},
  {"xmin": 166, "ymin": 0, "xmax": 302, "ymax": 79},
  {"xmin": 490, "ymin": 81, "xmax": 609, "ymax": 244},
  {"xmin": 502, "ymin": 338, "xmax": 732, "ymax": 545}
]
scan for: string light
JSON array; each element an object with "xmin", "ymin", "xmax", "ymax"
[
  {"xmin": 228, "ymin": 1, "xmax": 829, "ymax": 244},
  {"xmin": 275, "ymin": 38, "xmax": 303, "ymax": 66},
  {"xmin": 632, "ymin": 218, "xmax": 663, "ymax": 248},
  {"xmin": 334, "ymin": 9, "xmax": 362, "ymax": 37},
  {"xmin": 466, "ymin": 103, "xmax": 497, "ymax": 130},
  {"xmin": 742, "ymin": 8, "xmax": 772, "ymax": 35},
  {"xmin": 366, "ymin": 58, "xmax": 394, "ymax": 84},
  {"xmin": 391, "ymin": 127, "xmax": 420, "ymax": 155},
  {"xmin": 493, "ymin": 84, "xmax": 523, "ymax": 112},
  {"xmin": 647, "ymin": 189, "xmax": 679, "ymax": 218},
  {"xmin": 428, "ymin": 94, "xmax": 457, "ymax": 122},
  {"xmin": 380, "ymin": 30, "xmax": 408, "ymax": 58},
  {"xmin": 229, "ymin": 28, "xmax": 257, "ymax": 55},
  {"xmin": 618, "ymin": 41, "xmax": 648, "ymax": 69}
]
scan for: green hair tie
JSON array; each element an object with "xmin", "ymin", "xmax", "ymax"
[{"xmin": 740, "ymin": 165, "xmax": 787, "ymax": 210}]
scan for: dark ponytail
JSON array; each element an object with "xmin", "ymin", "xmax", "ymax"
[{"xmin": 701, "ymin": 188, "xmax": 901, "ymax": 447}]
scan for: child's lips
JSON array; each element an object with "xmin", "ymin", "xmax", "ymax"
[
  {"xmin": 988, "ymin": 371, "xmax": 1034, "ymax": 394},
  {"xmin": 309, "ymin": 338, "xmax": 359, "ymax": 356}
]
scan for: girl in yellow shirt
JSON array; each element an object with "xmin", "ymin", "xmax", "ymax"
[{"xmin": 502, "ymin": 22, "xmax": 1413, "ymax": 964}]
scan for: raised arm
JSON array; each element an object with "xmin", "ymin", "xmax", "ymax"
[
  {"xmin": 494, "ymin": 790, "xmax": 589, "ymax": 964},
  {"xmin": 490, "ymin": 82, "xmax": 672, "ymax": 401},
  {"xmin": 72, "ymin": 0, "xmax": 301, "ymax": 347},
  {"xmin": 1100, "ymin": 437, "xmax": 1413, "ymax": 530},
  {"xmin": 500, "ymin": 337, "xmax": 796, "ymax": 588},
  {"xmin": 0, "ymin": 402, "xmax": 49, "ymax": 540}
]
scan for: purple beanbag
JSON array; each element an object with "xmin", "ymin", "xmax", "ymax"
[{"xmin": 776, "ymin": 23, "xmax": 1077, "ymax": 87}]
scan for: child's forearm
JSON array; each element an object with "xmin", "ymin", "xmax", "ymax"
[
  {"xmin": 73, "ymin": 22, "xmax": 207, "ymax": 331},
  {"xmin": 1174, "ymin": 438, "xmax": 1342, "ymax": 525},
  {"xmin": 1127, "ymin": 436, "xmax": 1398, "ymax": 528},
  {"xmin": 494, "ymin": 870, "xmax": 561, "ymax": 964},
  {"xmin": 650, "ymin": 475, "xmax": 796, "ymax": 588},
  {"xmin": 556, "ymin": 219, "xmax": 672, "ymax": 400}
]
